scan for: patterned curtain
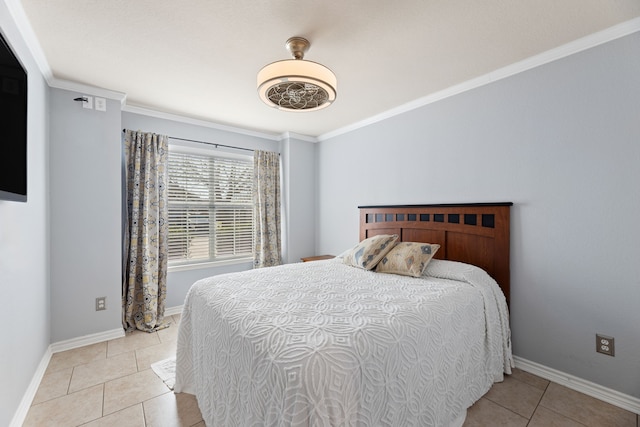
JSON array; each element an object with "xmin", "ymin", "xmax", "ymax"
[
  {"xmin": 122, "ymin": 130, "xmax": 169, "ymax": 332},
  {"xmin": 253, "ymin": 150, "xmax": 282, "ymax": 268}
]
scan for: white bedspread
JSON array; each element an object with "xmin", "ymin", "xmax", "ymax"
[{"xmin": 175, "ymin": 258, "xmax": 513, "ymax": 427}]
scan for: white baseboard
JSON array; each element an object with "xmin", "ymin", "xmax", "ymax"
[
  {"xmin": 10, "ymin": 305, "xmax": 185, "ymax": 426},
  {"xmin": 49, "ymin": 328, "xmax": 125, "ymax": 353},
  {"xmin": 9, "ymin": 346, "xmax": 52, "ymax": 427},
  {"xmin": 164, "ymin": 305, "xmax": 183, "ymax": 317},
  {"xmin": 514, "ymin": 356, "xmax": 640, "ymax": 415},
  {"xmin": 11, "ymin": 328, "xmax": 125, "ymax": 426},
  {"xmin": 13, "ymin": 319, "xmax": 638, "ymax": 427},
  {"xmin": 49, "ymin": 304, "xmax": 184, "ymax": 353}
]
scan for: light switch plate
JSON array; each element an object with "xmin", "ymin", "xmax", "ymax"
[
  {"xmin": 95, "ymin": 97, "xmax": 106, "ymax": 111},
  {"xmin": 83, "ymin": 95, "xmax": 93, "ymax": 109}
]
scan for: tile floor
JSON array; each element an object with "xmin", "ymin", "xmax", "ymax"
[
  {"xmin": 23, "ymin": 313, "xmax": 638, "ymax": 426},
  {"xmin": 23, "ymin": 314, "xmax": 202, "ymax": 427}
]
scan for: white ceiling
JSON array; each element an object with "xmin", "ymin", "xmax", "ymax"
[{"xmin": 19, "ymin": 0, "xmax": 640, "ymax": 138}]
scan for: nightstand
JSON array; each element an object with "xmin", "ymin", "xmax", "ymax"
[{"xmin": 300, "ymin": 255, "xmax": 335, "ymax": 262}]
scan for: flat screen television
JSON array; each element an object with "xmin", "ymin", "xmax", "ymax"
[{"xmin": 0, "ymin": 31, "xmax": 27, "ymax": 202}]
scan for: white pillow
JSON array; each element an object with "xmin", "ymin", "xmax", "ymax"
[
  {"xmin": 342, "ymin": 234, "xmax": 399, "ymax": 270},
  {"xmin": 375, "ymin": 242, "xmax": 440, "ymax": 277}
]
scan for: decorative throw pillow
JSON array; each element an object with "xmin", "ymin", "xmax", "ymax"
[
  {"xmin": 342, "ymin": 234, "xmax": 399, "ymax": 270},
  {"xmin": 375, "ymin": 242, "xmax": 440, "ymax": 277}
]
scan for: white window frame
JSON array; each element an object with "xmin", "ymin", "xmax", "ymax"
[{"xmin": 167, "ymin": 143, "xmax": 254, "ymax": 272}]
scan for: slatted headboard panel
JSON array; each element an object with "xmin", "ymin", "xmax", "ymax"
[{"xmin": 359, "ymin": 203, "xmax": 512, "ymax": 304}]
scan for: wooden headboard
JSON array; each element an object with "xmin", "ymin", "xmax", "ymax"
[{"xmin": 359, "ymin": 203, "xmax": 512, "ymax": 304}]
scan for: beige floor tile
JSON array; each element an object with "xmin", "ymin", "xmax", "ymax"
[
  {"xmin": 103, "ymin": 369, "xmax": 170, "ymax": 415},
  {"xmin": 172, "ymin": 313, "xmax": 182, "ymax": 324},
  {"xmin": 47, "ymin": 342, "xmax": 107, "ymax": 373},
  {"xmin": 528, "ymin": 406, "xmax": 586, "ymax": 427},
  {"xmin": 30, "ymin": 333, "xmax": 640, "ymax": 427},
  {"xmin": 69, "ymin": 351, "xmax": 137, "ymax": 393},
  {"xmin": 508, "ymin": 368, "xmax": 549, "ymax": 390},
  {"xmin": 157, "ymin": 321, "xmax": 180, "ymax": 343},
  {"xmin": 107, "ymin": 329, "xmax": 161, "ymax": 357},
  {"xmin": 32, "ymin": 367, "xmax": 73, "ymax": 404},
  {"xmin": 484, "ymin": 374, "xmax": 545, "ymax": 418},
  {"xmin": 143, "ymin": 391, "xmax": 203, "ymax": 427},
  {"xmin": 539, "ymin": 383, "xmax": 636, "ymax": 427},
  {"xmin": 463, "ymin": 397, "xmax": 528, "ymax": 427},
  {"xmin": 23, "ymin": 384, "xmax": 103, "ymax": 427},
  {"xmin": 80, "ymin": 403, "xmax": 145, "ymax": 427},
  {"xmin": 135, "ymin": 340, "xmax": 177, "ymax": 371}
]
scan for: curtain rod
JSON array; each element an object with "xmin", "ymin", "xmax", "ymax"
[{"xmin": 122, "ymin": 129, "xmax": 255, "ymax": 153}]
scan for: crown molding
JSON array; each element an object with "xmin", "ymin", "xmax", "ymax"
[
  {"xmin": 4, "ymin": 0, "xmax": 52, "ymax": 82},
  {"xmin": 123, "ymin": 104, "xmax": 282, "ymax": 141},
  {"xmin": 4, "ymin": 0, "xmax": 128, "ymax": 106},
  {"xmin": 48, "ymin": 77, "xmax": 127, "ymax": 105},
  {"xmin": 318, "ymin": 16, "xmax": 640, "ymax": 141},
  {"xmin": 6, "ymin": 0, "xmax": 639, "ymax": 143},
  {"xmin": 279, "ymin": 132, "xmax": 318, "ymax": 143}
]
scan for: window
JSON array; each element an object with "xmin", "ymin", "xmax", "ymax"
[{"xmin": 167, "ymin": 147, "xmax": 253, "ymax": 267}]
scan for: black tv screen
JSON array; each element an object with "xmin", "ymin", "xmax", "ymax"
[{"xmin": 0, "ymin": 31, "xmax": 27, "ymax": 202}]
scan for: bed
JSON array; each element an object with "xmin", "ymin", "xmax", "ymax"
[{"xmin": 175, "ymin": 203, "xmax": 514, "ymax": 427}]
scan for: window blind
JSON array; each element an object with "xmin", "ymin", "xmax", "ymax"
[{"xmin": 167, "ymin": 150, "xmax": 253, "ymax": 265}]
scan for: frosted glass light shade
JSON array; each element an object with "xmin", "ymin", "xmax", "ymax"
[{"xmin": 257, "ymin": 59, "xmax": 337, "ymax": 111}]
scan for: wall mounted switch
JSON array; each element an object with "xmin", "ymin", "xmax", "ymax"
[
  {"xmin": 94, "ymin": 97, "xmax": 106, "ymax": 111},
  {"xmin": 83, "ymin": 95, "xmax": 93, "ymax": 109}
]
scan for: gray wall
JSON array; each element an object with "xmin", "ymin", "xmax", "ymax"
[
  {"xmin": 3, "ymin": 4, "xmax": 637, "ymax": 423},
  {"xmin": 316, "ymin": 32, "xmax": 640, "ymax": 398},
  {"xmin": 49, "ymin": 88, "xmax": 123, "ymax": 342},
  {"xmin": 0, "ymin": 5, "xmax": 50, "ymax": 426},
  {"xmin": 121, "ymin": 112, "xmax": 317, "ymax": 308},
  {"xmin": 281, "ymin": 135, "xmax": 317, "ymax": 263},
  {"xmin": 122, "ymin": 111, "xmax": 277, "ymax": 308},
  {"xmin": 45, "ymin": 106, "xmax": 319, "ymax": 339}
]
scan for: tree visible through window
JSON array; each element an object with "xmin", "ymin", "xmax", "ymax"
[{"xmin": 167, "ymin": 149, "xmax": 253, "ymax": 266}]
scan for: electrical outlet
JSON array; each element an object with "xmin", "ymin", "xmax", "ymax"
[
  {"xmin": 95, "ymin": 297, "xmax": 106, "ymax": 311},
  {"xmin": 596, "ymin": 334, "xmax": 614, "ymax": 356}
]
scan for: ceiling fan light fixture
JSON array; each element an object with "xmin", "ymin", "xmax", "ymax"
[{"xmin": 257, "ymin": 37, "xmax": 337, "ymax": 112}]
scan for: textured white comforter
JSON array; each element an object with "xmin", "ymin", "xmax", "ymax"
[{"xmin": 175, "ymin": 258, "xmax": 513, "ymax": 427}]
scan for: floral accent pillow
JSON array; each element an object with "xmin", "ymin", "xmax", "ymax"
[
  {"xmin": 342, "ymin": 234, "xmax": 399, "ymax": 270},
  {"xmin": 375, "ymin": 242, "xmax": 440, "ymax": 277}
]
